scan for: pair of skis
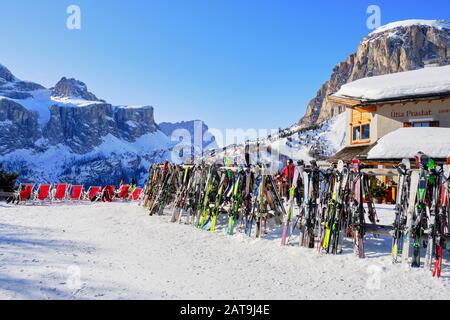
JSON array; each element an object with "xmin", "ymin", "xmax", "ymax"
[
  {"xmin": 321, "ymin": 160, "xmax": 347, "ymax": 254},
  {"xmin": 196, "ymin": 166, "xmax": 215, "ymax": 229},
  {"xmin": 391, "ymin": 159, "xmax": 410, "ymax": 263},
  {"xmin": 431, "ymin": 158, "xmax": 449, "ymax": 277},
  {"xmin": 281, "ymin": 165, "xmax": 301, "ymax": 246},
  {"xmin": 170, "ymin": 165, "xmax": 193, "ymax": 223},
  {"xmin": 351, "ymin": 159, "xmax": 365, "ymax": 259}
]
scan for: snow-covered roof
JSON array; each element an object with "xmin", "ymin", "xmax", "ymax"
[
  {"xmin": 333, "ymin": 65, "xmax": 450, "ymax": 103},
  {"xmin": 369, "ymin": 19, "xmax": 450, "ymax": 36},
  {"xmin": 367, "ymin": 128, "xmax": 450, "ymax": 159}
]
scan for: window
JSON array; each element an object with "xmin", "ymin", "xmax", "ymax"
[
  {"xmin": 404, "ymin": 121, "xmax": 439, "ymax": 128},
  {"xmin": 362, "ymin": 124, "xmax": 370, "ymax": 139},
  {"xmin": 352, "ymin": 124, "xmax": 370, "ymax": 143},
  {"xmin": 414, "ymin": 122, "xmax": 429, "ymax": 127},
  {"xmin": 351, "ymin": 106, "xmax": 374, "ymax": 145}
]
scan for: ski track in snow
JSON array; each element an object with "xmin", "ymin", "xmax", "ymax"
[{"xmin": 0, "ymin": 202, "xmax": 449, "ymax": 300}]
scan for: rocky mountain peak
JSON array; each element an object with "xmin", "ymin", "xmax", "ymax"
[
  {"xmin": 0, "ymin": 64, "xmax": 16, "ymax": 83},
  {"xmin": 51, "ymin": 77, "xmax": 100, "ymax": 101},
  {"xmin": 298, "ymin": 19, "xmax": 450, "ymax": 128},
  {"xmin": 367, "ymin": 19, "xmax": 450, "ymax": 37}
]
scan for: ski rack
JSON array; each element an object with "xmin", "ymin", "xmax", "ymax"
[{"xmin": 142, "ymin": 161, "xmax": 449, "ymax": 275}]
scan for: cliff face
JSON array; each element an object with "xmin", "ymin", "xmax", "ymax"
[
  {"xmin": 43, "ymin": 104, "xmax": 158, "ymax": 154},
  {"xmin": 0, "ymin": 99, "xmax": 41, "ymax": 154},
  {"xmin": 0, "ymin": 65, "xmax": 162, "ymax": 157},
  {"xmin": 299, "ymin": 20, "xmax": 450, "ymax": 127}
]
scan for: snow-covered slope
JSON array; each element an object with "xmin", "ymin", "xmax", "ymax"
[
  {"xmin": 2, "ymin": 131, "xmax": 175, "ymax": 185},
  {"xmin": 0, "ymin": 202, "xmax": 448, "ymax": 299},
  {"xmin": 271, "ymin": 112, "xmax": 347, "ymax": 162},
  {"xmin": 207, "ymin": 113, "xmax": 347, "ymax": 170}
]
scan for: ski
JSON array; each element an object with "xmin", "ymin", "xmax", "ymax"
[{"xmin": 401, "ymin": 170, "xmax": 420, "ymax": 265}]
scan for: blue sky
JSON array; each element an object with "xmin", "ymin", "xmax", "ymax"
[{"xmin": 0, "ymin": 0, "xmax": 448, "ymax": 132}]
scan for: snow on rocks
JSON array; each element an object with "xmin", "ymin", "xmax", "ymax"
[
  {"xmin": 369, "ymin": 19, "xmax": 450, "ymax": 36},
  {"xmin": 367, "ymin": 127, "xmax": 450, "ymax": 159},
  {"xmin": 334, "ymin": 65, "xmax": 450, "ymax": 102},
  {"xmin": 269, "ymin": 112, "xmax": 347, "ymax": 163},
  {"xmin": 0, "ymin": 202, "xmax": 448, "ymax": 300}
]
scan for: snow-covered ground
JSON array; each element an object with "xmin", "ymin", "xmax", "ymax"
[{"xmin": 0, "ymin": 202, "xmax": 448, "ymax": 300}]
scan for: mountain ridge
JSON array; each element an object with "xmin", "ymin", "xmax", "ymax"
[{"xmin": 0, "ymin": 64, "xmax": 216, "ymax": 185}]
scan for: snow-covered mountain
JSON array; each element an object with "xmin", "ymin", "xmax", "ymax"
[
  {"xmin": 208, "ymin": 19, "xmax": 450, "ymax": 169},
  {"xmin": 298, "ymin": 19, "xmax": 450, "ymax": 128},
  {"xmin": 0, "ymin": 64, "xmax": 215, "ymax": 185},
  {"xmin": 51, "ymin": 77, "xmax": 103, "ymax": 103},
  {"xmin": 207, "ymin": 112, "xmax": 347, "ymax": 172}
]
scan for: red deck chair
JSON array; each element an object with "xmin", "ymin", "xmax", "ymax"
[
  {"xmin": 101, "ymin": 185, "xmax": 116, "ymax": 202},
  {"xmin": 115, "ymin": 185, "xmax": 130, "ymax": 200},
  {"xmin": 105, "ymin": 185, "xmax": 116, "ymax": 194},
  {"xmin": 69, "ymin": 185, "xmax": 84, "ymax": 201},
  {"xmin": 35, "ymin": 184, "xmax": 52, "ymax": 201},
  {"xmin": 18, "ymin": 184, "xmax": 34, "ymax": 203},
  {"xmin": 129, "ymin": 187, "xmax": 143, "ymax": 201},
  {"xmin": 53, "ymin": 184, "xmax": 69, "ymax": 201},
  {"xmin": 86, "ymin": 186, "xmax": 101, "ymax": 201}
]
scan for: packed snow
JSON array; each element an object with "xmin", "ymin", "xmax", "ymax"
[
  {"xmin": 367, "ymin": 127, "xmax": 450, "ymax": 159},
  {"xmin": 369, "ymin": 19, "xmax": 450, "ymax": 36},
  {"xmin": 97, "ymin": 131, "xmax": 174, "ymax": 155},
  {"xmin": 0, "ymin": 202, "xmax": 448, "ymax": 300},
  {"xmin": 334, "ymin": 65, "xmax": 450, "ymax": 102}
]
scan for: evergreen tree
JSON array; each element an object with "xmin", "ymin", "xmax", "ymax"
[{"xmin": 0, "ymin": 163, "xmax": 18, "ymax": 192}]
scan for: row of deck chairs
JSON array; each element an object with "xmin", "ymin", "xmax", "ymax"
[{"xmin": 14, "ymin": 183, "xmax": 143, "ymax": 204}]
